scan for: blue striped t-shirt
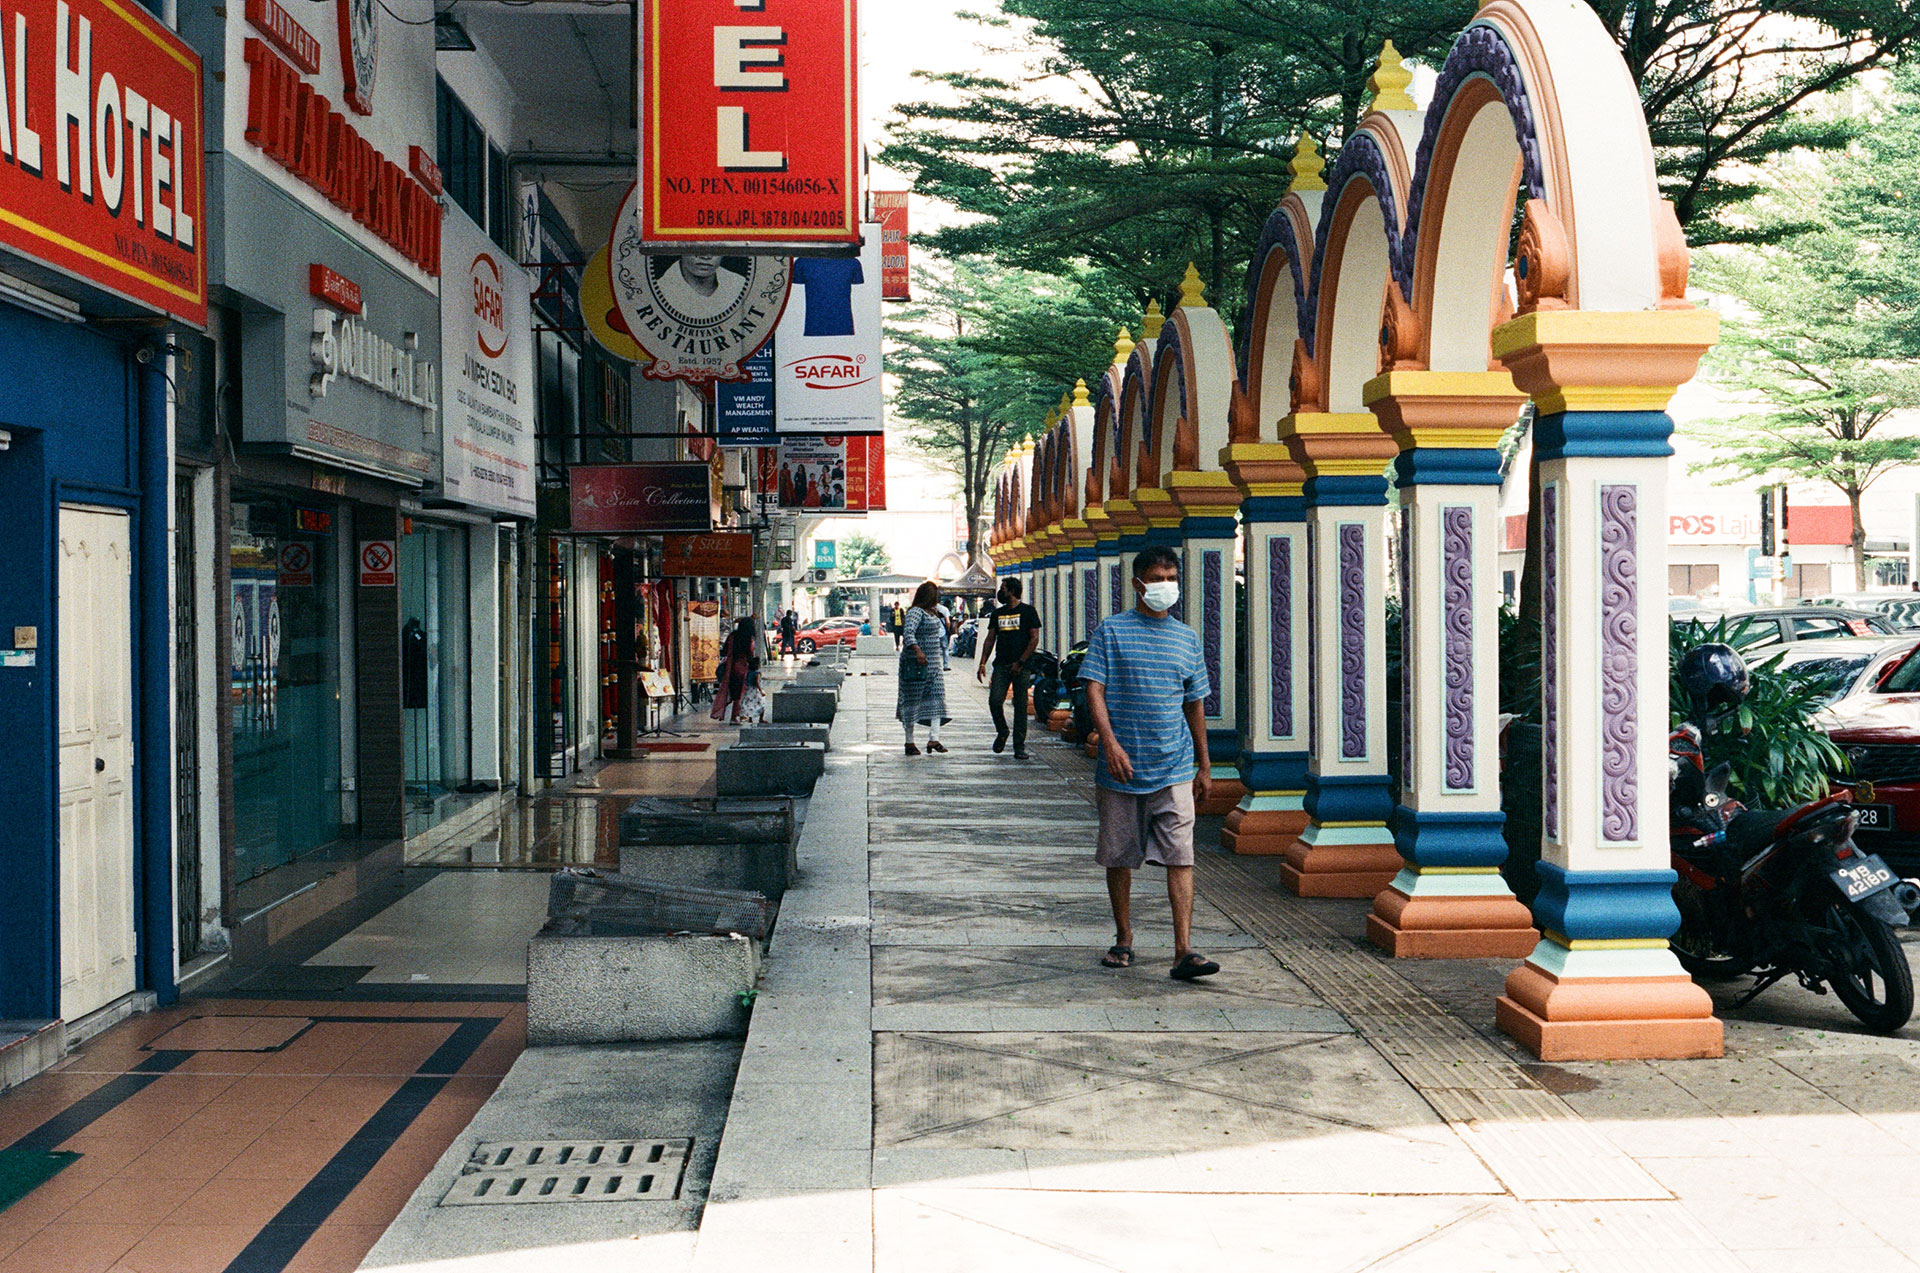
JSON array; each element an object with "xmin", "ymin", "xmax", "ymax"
[{"xmin": 1079, "ymin": 608, "xmax": 1209, "ymax": 794}]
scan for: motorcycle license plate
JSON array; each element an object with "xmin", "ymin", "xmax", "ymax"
[
  {"xmin": 1854, "ymin": 803, "xmax": 1896, "ymax": 832},
  {"xmin": 1831, "ymin": 853, "xmax": 1899, "ymax": 901}
]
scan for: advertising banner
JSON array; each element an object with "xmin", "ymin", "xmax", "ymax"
[
  {"xmin": 717, "ymin": 346, "xmax": 778, "ymax": 444},
  {"xmin": 661, "ymin": 532, "xmax": 755, "ymax": 578},
  {"xmin": 874, "ymin": 192, "xmax": 909, "ymax": 300},
  {"xmin": 568, "ymin": 462, "xmax": 716, "ymax": 533},
  {"xmin": 688, "ymin": 600, "xmax": 721, "ymax": 682},
  {"xmin": 865, "ymin": 434, "xmax": 888, "ymax": 510},
  {"xmin": 441, "ymin": 209, "xmax": 536, "ymax": 517},
  {"xmin": 769, "ymin": 435, "xmax": 884, "ymax": 511},
  {"xmin": 637, "ymin": 0, "xmax": 859, "ymax": 252},
  {"xmin": 0, "ymin": 0, "xmax": 206, "ymax": 324},
  {"xmin": 773, "ymin": 225, "xmax": 883, "ymax": 434},
  {"xmin": 608, "ymin": 183, "xmax": 791, "ymax": 383}
]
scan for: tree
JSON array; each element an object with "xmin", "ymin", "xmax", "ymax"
[
  {"xmin": 824, "ymin": 533, "xmax": 892, "ymax": 617},
  {"xmin": 888, "ymin": 259, "xmax": 1127, "ymax": 562},
  {"xmin": 1693, "ymin": 77, "xmax": 1920, "ymax": 589}
]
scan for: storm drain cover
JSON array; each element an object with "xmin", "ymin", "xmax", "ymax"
[{"xmin": 439, "ymin": 1139, "xmax": 692, "ymax": 1206}]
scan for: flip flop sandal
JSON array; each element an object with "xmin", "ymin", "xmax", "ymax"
[
  {"xmin": 1170, "ymin": 953, "xmax": 1221, "ymax": 981},
  {"xmin": 1100, "ymin": 945, "xmax": 1134, "ymax": 968}
]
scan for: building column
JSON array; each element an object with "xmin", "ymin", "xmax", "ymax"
[
  {"xmin": 1220, "ymin": 446, "xmax": 1310, "ymax": 853},
  {"xmin": 1063, "ymin": 521, "xmax": 1095, "ymax": 646},
  {"xmin": 1490, "ymin": 310, "xmax": 1723, "ymax": 1060},
  {"xmin": 1171, "ymin": 473, "xmax": 1242, "ymax": 815},
  {"xmin": 1106, "ymin": 497, "xmax": 1148, "ymax": 612},
  {"xmin": 1282, "ymin": 415, "xmax": 1399, "ymax": 896},
  {"xmin": 1364, "ymin": 373, "xmax": 1537, "ymax": 957}
]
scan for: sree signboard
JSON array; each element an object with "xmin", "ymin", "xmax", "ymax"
[
  {"xmin": 568, "ymin": 462, "xmax": 716, "ymax": 533},
  {"xmin": 441, "ymin": 208, "xmax": 536, "ymax": 517},
  {"xmin": 637, "ymin": 0, "xmax": 858, "ymax": 252},
  {"xmin": 661, "ymin": 531, "xmax": 754, "ymax": 578},
  {"xmin": 0, "ymin": 0, "xmax": 206, "ymax": 324}
]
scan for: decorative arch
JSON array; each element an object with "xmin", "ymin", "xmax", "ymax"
[
  {"xmin": 1149, "ymin": 333, "xmax": 1188, "ymax": 483},
  {"xmin": 1237, "ymin": 199, "xmax": 1314, "ymax": 439},
  {"xmin": 1306, "ymin": 121, "xmax": 1415, "ymax": 413},
  {"xmin": 1118, "ymin": 342, "xmax": 1154, "ymax": 497}
]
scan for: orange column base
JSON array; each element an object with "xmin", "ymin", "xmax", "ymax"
[
  {"xmin": 1365, "ymin": 889, "xmax": 1539, "ymax": 959},
  {"xmin": 1045, "ymin": 708, "xmax": 1070, "ymax": 732},
  {"xmin": 1279, "ymin": 841, "xmax": 1402, "ymax": 898},
  {"xmin": 1197, "ymin": 778, "xmax": 1243, "ymax": 817},
  {"xmin": 1495, "ymin": 964, "xmax": 1724, "ymax": 1061},
  {"xmin": 1220, "ymin": 806, "xmax": 1309, "ymax": 855}
]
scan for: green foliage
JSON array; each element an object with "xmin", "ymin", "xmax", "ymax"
[
  {"xmin": 1670, "ymin": 619, "xmax": 1849, "ymax": 807},
  {"xmin": 1498, "ymin": 607, "xmax": 1541, "ymax": 723},
  {"xmin": 838, "ymin": 533, "xmax": 892, "ymax": 575}
]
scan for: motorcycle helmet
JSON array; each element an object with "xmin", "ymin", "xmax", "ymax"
[{"xmin": 1678, "ymin": 643, "xmax": 1750, "ymax": 725}]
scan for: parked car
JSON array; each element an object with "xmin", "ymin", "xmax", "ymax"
[
  {"xmin": 1673, "ymin": 606, "xmax": 1897, "ymax": 651},
  {"xmin": 1782, "ymin": 636, "xmax": 1920, "ymax": 868},
  {"xmin": 1807, "ymin": 593, "xmax": 1920, "ymax": 632},
  {"xmin": 793, "ymin": 619, "xmax": 861, "ymax": 653}
]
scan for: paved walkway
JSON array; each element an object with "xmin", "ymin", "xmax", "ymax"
[{"xmin": 694, "ymin": 649, "xmax": 1920, "ymax": 1273}]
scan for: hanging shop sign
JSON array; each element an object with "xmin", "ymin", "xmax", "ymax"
[
  {"xmin": 0, "ymin": 0, "xmax": 206, "ymax": 324},
  {"xmin": 582, "ymin": 242, "xmax": 645, "ymax": 363},
  {"xmin": 717, "ymin": 344, "xmax": 777, "ymax": 444},
  {"xmin": 441, "ymin": 208, "xmax": 536, "ymax": 518},
  {"xmin": 568, "ymin": 462, "xmax": 717, "ymax": 533},
  {"xmin": 765, "ymin": 434, "xmax": 883, "ymax": 512},
  {"xmin": 607, "ymin": 184, "xmax": 791, "ymax": 383},
  {"xmin": 772, "ymin": 224, "xmax": 882, "ymax": 434},
  {"xmin": 661, "ymin": 531, "xmax": 754, "ymax": 578},
  {"xmin": 636, "ymin": 0, "xmax": 859, "ymax": 252},
  {"xmin": 687, "ymin": 600, "xmax": 721, "ymax": 682},
  {"xmin": 874, "ymin": 192, "xmax": 909, "ymax": 300}
]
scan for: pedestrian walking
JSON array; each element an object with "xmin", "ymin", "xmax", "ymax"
[
  {"xmin": 779, "ymin": 608, "xmax": 798, "ymax": 656},
  {"xmin": 1081, "ymin": 547, "xmax": 1218, "ymax": 981},
  {"xmin": 897, "ymin": 581, "xmax": 951, "ymax": 755},
  {"xmin": 977, "ymin": 577, "xmax": 1040, "ymax": 759},
  {"xmin": 711, "ymin": 615, "xmax": 763, "ymax": 724},
  {"xmin": 891, "ymin": 601, "xmax": 906, "ymax": 651}
]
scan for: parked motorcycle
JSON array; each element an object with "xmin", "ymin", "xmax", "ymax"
[
  {"xmin": 1058, "ymin": 642, "xmax": 1090, "ymax": 742},
  {"xmin": 1669, "ymin": 643, "xmax": 1919, "ymax": 1032},
  {"xmin": 1026, "ymin": 649, "xmax": 1063, "ymax": 722}
]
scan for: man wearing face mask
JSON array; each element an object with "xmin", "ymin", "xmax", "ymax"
[
  {"xmin": 977, "ymin": 578, "xmax": 1041, "ymax": 758},
  {"xmin": 1080, "ymin": 547, "xmax": 1218, "ymax": 980}
]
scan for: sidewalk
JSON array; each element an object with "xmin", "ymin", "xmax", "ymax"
[{"xmin": 690, "ymin": 649, "xmax": 1920, "ymax": 1273}]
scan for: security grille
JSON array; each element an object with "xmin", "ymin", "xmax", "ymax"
[{"xmin": 439, "ymin": 1139, "xmax": 691, "ymax": 1206}]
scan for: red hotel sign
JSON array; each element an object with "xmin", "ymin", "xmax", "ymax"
[
  {"xmin": 638, "ymin": 0, "xmax": 858, "ymax": 251},
  {"xmin": 0, "ymin": 0, "xmax": 206, "ymax": 325},
  {"xmin": 568, "ymin": 462, "xmax": 717, "ymax": 534}
]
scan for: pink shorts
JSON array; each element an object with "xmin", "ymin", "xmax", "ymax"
[{"xmin": 1094, "ymin": 783, "xmax": 1196, "ymax": 869}]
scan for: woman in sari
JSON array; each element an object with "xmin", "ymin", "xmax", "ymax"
[{"xmin": 711, "ymin": 615, "xmax": 762, "ymax": 723}]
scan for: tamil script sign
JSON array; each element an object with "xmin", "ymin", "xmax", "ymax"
[
  {"xmin": 637, "ymin": 0, "xmax": 859, "ymax": 252},
  {"xmin": 0, "ymin": 0, "xmax": 206, "ymax": 324},
  {"xmin": 568, "ymin": 462, "xmax": 716, "ymax": 533},
  {"xmin": 441, "ymin": 208, "xmax": 536, "ymax": 517},
  {"xmin": 772, "ymin": 225, "xmax": 882, "ymax": 435}
]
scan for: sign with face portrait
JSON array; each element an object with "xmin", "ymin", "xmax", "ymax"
[{"xmin": 607, "ymin": 183, "xmax": 791, "ymax": 383}]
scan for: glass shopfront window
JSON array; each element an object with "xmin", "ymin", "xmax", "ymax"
[
  {"xmin": 230, "ymin": 495, "xmax": 345, "ymax": 880},
  {"xmin": 401, "ymin": 520, "xmax": 471, "ymax": 832}
]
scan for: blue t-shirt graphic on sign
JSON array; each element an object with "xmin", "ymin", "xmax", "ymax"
[{"xmin": 793, "ymin": 257, "xmax": 863, "ymax": 337}]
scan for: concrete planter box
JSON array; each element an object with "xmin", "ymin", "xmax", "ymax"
[
  {"xmin": 772, "ymin": 688, "xmax": 836, "ymax": 723},
  {"xmin": 526, "ymin": 926, "xmax": 759, "ymax": 1043},
  {"xmin": 856, "ymin": 634, "xmax": 895, "ymax": 656},
  {"xmin": 738, "ymin": 723, "xmax": 830, "ymax": 751},
  {"xmin": 617, "ymin": 839, "xmax": 796, "ymax": 898},
  {"xmin": 617, "ymin": 796, "xmax": 795, "ymax": 848},
  {"xmin": 717, "ymin": 741, "xmax": 826, "ymax": 798}
]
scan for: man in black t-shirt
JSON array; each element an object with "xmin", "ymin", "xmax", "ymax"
[{"xmin": 977, "ymin": 578, "xmax": 1042, "ymax": 758}]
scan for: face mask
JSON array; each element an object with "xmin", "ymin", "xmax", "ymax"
[{"xmin": 1140, "ymin": 581, "xmax": 1180, "ymax": 612}]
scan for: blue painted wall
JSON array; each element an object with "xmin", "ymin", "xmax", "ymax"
[{"xmin": 0, "ymin": 303, "xmax": 175, "ymax": 1019}]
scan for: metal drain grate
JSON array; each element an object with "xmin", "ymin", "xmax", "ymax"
[{"xmin": 439, "ymin": 1139, "xmax": 692, "ymax": 1206}]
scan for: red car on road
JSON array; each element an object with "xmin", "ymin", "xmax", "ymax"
[{"xmin": 793, "ymin": 619, "xmax": 861, "ymax": 653}]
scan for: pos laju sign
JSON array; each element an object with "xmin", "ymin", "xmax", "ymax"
[
  {"xmin": 637, "ymin": 0, "xmax": 858, "ymax": 252},
  {"xmin": 0, "ymin": 0, "xmax": 206, "ymax": 324}
]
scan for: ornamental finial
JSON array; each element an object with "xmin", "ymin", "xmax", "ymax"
[
  {"xmin": 1112, "ymin": 326, "xmax": 1135, "ymax": 366},
  {"xmin": 1178, "ymin": 263, "xmax": 1206, "ymax": 308},
  {"xmin": 1369, "ymin": 40, "xmax": 1416, "ymax": 112},
  {"xmin": 1072, "ymin": 378, "xmax": 1091, "ymax": 407},
  {"xmin": 1289, "ymin": 134, "xmax": 1327, "ymax": 192},
  {"xmin": 1141, "ymin": 298, "xmax": 1166, "ymax": 340}
]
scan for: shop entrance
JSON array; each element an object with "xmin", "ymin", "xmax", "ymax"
[
  {"xmin": 401, "ymin": 520, "xmax": 470, "ymax": 832},
  {"xmin": 56, "ymin": 504, "xmax": 137, "ymax": 1020}
]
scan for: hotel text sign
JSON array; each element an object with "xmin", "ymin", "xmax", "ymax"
[
  {"xmin": 0, "ymin": 0, "xmax": 206, "ymax": 324},
  {"xmin": 637, "ymin": 0, "xmax": 858, "ymax": 252}
]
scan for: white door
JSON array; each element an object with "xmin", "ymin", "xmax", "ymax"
[{"xmin": 58, "ymin": 505, "xmax": 137, "ymax": 1020}]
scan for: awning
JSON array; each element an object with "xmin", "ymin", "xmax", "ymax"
[{"xmin": 936, "ymin": 561, "xmax": 1001, "ymax": 595}]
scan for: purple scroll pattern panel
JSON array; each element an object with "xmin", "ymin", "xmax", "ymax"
[
  {"xmin": 1269, "ymin": 536, "xmax": 1294, "ymax": 739},
  {"xmin": 1442, "ymin": 505, "xmax": 1475, "ymax": 791},
  {"xmin": 1084, "ymin": 567, "xmax": 1097, "ymax": 636},
  {"xmin": 1542, "ymin": 484, "xmax": 1559, "ymax": 840},
  {"xmin": 1067, "ymin": 570, "xmax": 1077, "ymax": 643},
  {"xmin": 1398, "ymin": 507, "xmax": 1412, "ymax": 786},
  {"xmin": 1109, "ymin": 561, "xmax": 1122, "ymax": 616},
  {"xmin": 1306, "ymin": 522, "xmax": 1320, "ymax": 762},
  {"xmin": 1203, "ymin": 549, "xmax": 1223, "ymax": 716},
  {"xmin": 1599, "ymin": 484, "xmax": 1640, "ymax": 841},
  {"xmin": 1339, "ymin": 522, "xmax": 1367, "ymax": 760}
]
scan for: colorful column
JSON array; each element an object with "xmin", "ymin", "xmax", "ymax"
[
  {"xmin": 1171, "ymin": 473, "xmax": 1243, "ymax": 815},
  {"xmin": 1491, "ymin": 309, "xmax": 1723, "ymax": 1060},
  {"xmin": 1106, "ymin": 496, "xmax": 1148, "ymax": 611},
  {"xmin": 1364, "ymin": 372, "xmax": 1537, "ymax": 957},
  {"xmin": 1282, "ymin": 414, "xmax": 1400, "ymax": 896},
  {"xmin": 1220, "ymin": 446, "xmax": 1311, "ymax": 853}
]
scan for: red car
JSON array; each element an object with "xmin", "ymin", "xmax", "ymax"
[
  {"xmin": 793, "ymin": 619, "xmax": 861, "ymax": 653},
  {"xmin": 1788, "ymin": 636, "xmax": 1920, "ymax": 869}
]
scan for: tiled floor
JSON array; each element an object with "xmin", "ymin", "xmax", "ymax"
[
  {"xmin": 0, "ymin": 999, "xmax": 523, "ymax": 1273},
  {"xmin": 305, "ymin": 873, "xmax": 552, "ymax": 985}
]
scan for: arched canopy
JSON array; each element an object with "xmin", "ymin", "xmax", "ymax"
[
  {"xmin": 1306, "ymin": 118, "xmax": 1415, "ymax": 413},
  {"xmin": 1238, "ymin": 199, "xmax": 1314, "ymax": 438},
  {"xmin": 1118, "ymin": 343, "xmax": 1154, "ymax": 498}
]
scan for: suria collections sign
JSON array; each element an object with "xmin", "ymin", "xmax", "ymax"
[
  {"xmin": 569, "ymin": 462, "xmax": 717, "ymax": 533},
  {"xmin": 637, "ymin": 0, "xmax": 858, "ymax": 251},
  {"xmin": 0, "ymin": 0, "xmax": 206, "ymax": 324}
]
